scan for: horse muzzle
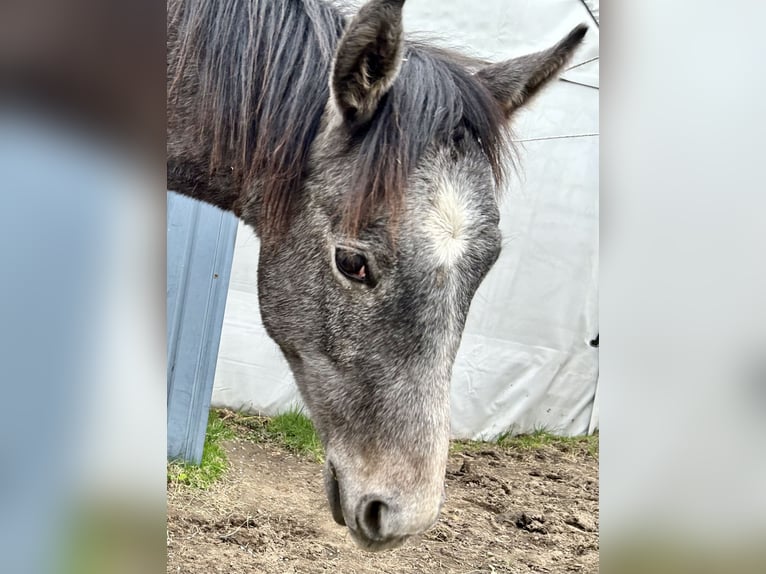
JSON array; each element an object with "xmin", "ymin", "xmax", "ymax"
[{"xmin": 323, "ymin": 455, "xmax": 445, "ymax": 551}]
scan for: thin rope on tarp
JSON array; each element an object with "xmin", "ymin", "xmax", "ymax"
[
  {"xmin": 559, "ymin": 77, "xmax": 599, "ymax": 90},
  {"xmin": 566, "ymin": 56, "xmax": 599, "ymax": 72},
  {"xmin": 513, "ymin": 133, "xmax": 598, "ymax": 143}
]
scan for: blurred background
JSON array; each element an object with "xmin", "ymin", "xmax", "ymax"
[{"xmin": 1, "ymin": 1, "xmax": 166, "ymax": 572}]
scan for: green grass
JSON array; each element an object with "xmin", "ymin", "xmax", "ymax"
[
  {"xmin": 167, "ymin": 411, "xmax": 235, "ymax": 489},
  {"xmin": 452, "ymin": 427, "xmax": 599, "ymax": 458},
  {"xmin": 224, "ymin": 406, "xmax": 324, "ymax": 462},
  {"xmin": 221, "ymin": 407, "xmax": 597, "ymax": 463},
  {"xmin": 267, "ymin": 408, "xmax": 325, "ymax": 461}
]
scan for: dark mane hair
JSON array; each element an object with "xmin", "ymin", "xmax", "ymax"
[
  {"xmin": 168, "ymin": 0, "xmax": 511, "ymax": 236},
  {"xmin": 344, "ymin": 41, "xmax": 511, "ymax": 232}
]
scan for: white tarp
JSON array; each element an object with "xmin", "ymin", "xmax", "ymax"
[{"xmin": 212, "ymin": 0, "xmax": 599, "ymax": 439}]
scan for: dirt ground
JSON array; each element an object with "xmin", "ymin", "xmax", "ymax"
[{"xmin": 167, "ymin": 427, "xmax": 599, "ymax": 573}]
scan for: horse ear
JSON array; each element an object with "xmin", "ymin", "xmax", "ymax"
[
  {"xmin": 331, "ymin": 0, "xmax": 406, "ymax": 125},
  {"xmin": 477, "ymin": 24, "xmax": 589, "ymax": 118}
]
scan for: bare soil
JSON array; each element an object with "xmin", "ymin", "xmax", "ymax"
[{"xmin": 167, "ymin": 430, "xmax": 598, "ymax": 573}]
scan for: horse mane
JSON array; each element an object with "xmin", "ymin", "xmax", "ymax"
[{"xmin": 168, "ymin": 0, "xmax": 511, "ymax": 236}]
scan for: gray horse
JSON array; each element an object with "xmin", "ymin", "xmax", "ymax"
[{"xmin": 168, "ymin": 0, "xmax": 586, "ymax": 551}]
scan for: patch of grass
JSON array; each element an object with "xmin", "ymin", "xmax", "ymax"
[
  {"xmin": 268, "ymin": 408, "xmax": 325, "ymax": 462},
  {"xmin": 221, "ymin": 409, "xmax": 271, "ymax": 441},
  {"xmin": 167, "ymin": 411, "xmax": 235, "ymax": 489},
  {"xmin": 452, "ymin": 427, "xmax": 599, "ymax": 458},
  {"xmin": 222, "ymin": 407, "xmax": 324, "ymax": 462},
  {"xmin": 498, "ymin": 428, "xmax": 599, "ymax": 457},
  {"xmin": 222, "ymin": 407, "xmax": 598, "ymax": 462}
]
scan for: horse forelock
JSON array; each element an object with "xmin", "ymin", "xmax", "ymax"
[{"xmin": 340, "ymin": 42, "xmax": 513, "ymax": 235}]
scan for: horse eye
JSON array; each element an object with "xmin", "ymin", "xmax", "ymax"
[{"xmin": 335, "ymin": 249, "xmax": 369, "ymax": 284}]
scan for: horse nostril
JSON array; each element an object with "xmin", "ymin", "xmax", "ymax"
[{"xmin": 358, "ymin": 497, "xmax": 389, "ymax": 541}]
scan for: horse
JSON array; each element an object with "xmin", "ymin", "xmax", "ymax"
[{"xmin": 168, "ymin": 0, "xmax": 587, "ymax": 551}]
